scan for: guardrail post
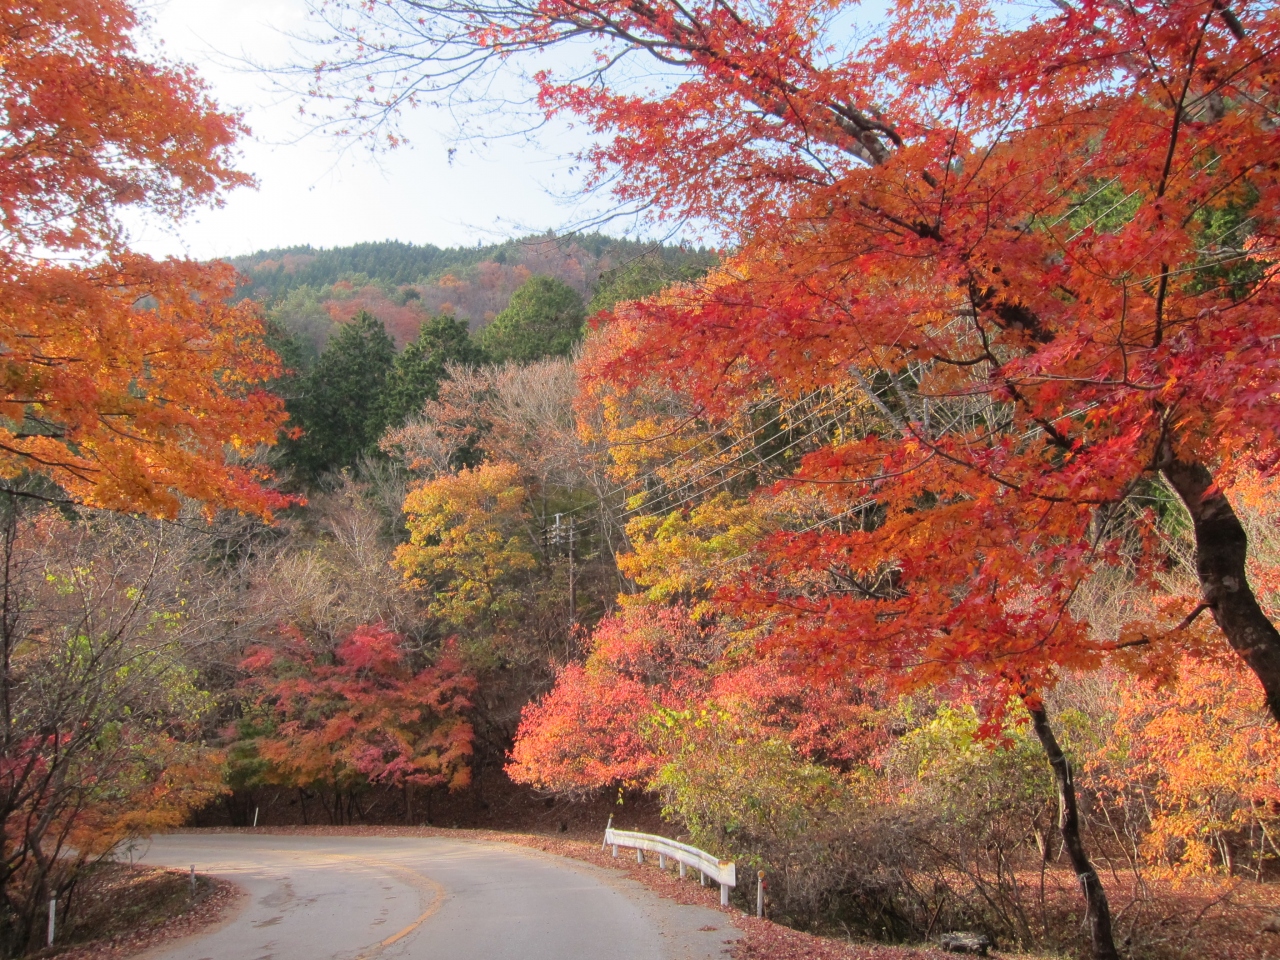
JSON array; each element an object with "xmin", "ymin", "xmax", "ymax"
[
  {"xmin": 678, "ymin": 861, "xmax": 686, "ymax": 879},
  {"xmin": 720, "ymin": 882, "xmax": 729, "ymax": 907},
  {"xmin": 612, "ymin": 844, "xmax": 618, "ymax": 857},
  {"xmin": 700, "ymin": 870, "xmax": 707, "ymax": 886},
  {"xmin": 757, "ymin": 871, "xmax": 765, "ymax": 918},
  {"xmin": 636, "ymin": 849, "xmax": 644, "ymax": 864},
  {"xmin": 658, "ymin": 853, "xmax": 666, "ymax": 870}
]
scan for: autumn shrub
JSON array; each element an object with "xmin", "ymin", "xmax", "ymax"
[
  {"xmin": 1085, "ymin": 658, "xmax": 1280, "ymax": 878},
  {"xmin": 0, "ymin": 510, "xmax": 229, "ymax": 956},
  {"xmin": 650, "ymin": 705, "xmax": 866, "ymax": 926},
  {"xmin": 238, "ymin": 623, "xmax": 475, "ymax": 824}
]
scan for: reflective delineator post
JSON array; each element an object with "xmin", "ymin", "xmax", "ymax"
[
  {"xmin": 757, "ymin": 871, "xmax": 765, "ymax": 918},
  {"xmin": 190, "ymin": 864, "xmax": 196, "ymax": 897},
  {"xmin": 253, "ymin": 806, "xmax": 259, "ymax": 828},
  {"xmin": 47, "ymin": 898, "xmax": 55, "ymax": 947}
]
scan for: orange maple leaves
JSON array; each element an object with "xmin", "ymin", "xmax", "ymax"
[{"xmin": 0, "ymin": 0, "xmax": 287, "ymax": 516}]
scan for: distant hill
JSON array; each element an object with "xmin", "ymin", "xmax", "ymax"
[{"xmin": 229, "ymin": 234, "xmax": 715, "ymax": 361}]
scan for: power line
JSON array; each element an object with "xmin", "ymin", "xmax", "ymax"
[
  {"xmin": 612, "ymin": 393, "xmax": 850, "ymax": 524},
  {"xmin": 554, "ymin": 388, "xmax": 835, "ymax": 522},
  {"xmin": 613, "ymin": 399, "xmax": 854, "ymax": 523}
]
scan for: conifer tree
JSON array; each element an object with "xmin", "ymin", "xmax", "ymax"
[
  {"xmin": 379, "ymin": 315, "xmax": 485, "ymax": 430},
  {"xmin": 478, "ymin": 276, "xmax": 584, "ymax": 363},
  {"xmin": 288, "ymin": 312, "xmax": 396, "ymax": 477}
]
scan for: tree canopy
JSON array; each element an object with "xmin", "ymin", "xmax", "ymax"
[
  {"xmin": 478, "ymin": 275, "xmax": 585, "ymax": 363},
  {"xmin": 379, "ymin": 314, "xmax": 486, "ymax": 430},
  {"xmin": 287, "ymin": 311, "xmax": 397, "ymax": 478},
  {"xmin": 0, "ymin": 0, "xmax": 288, "ymax": 517}
]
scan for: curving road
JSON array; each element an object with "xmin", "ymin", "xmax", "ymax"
[{"xmin": 135, "ymin": 833, "xmax": 739, "ymax": 960}]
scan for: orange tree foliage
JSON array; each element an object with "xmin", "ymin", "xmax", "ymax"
[
  {"xmin": 1093, "ymin": 656, "xmax": 1280, "ymax": 876},
  {"xmin": 0, "ymin": 0, "xmax": 287, "ymax": 516},
  {"xmin": 240, "ymin": 624, "xmax": 476, "ymax": 806},
  {"xmin": 559, "ymin": 0, "xmax": 1280, "ymax": 707}
]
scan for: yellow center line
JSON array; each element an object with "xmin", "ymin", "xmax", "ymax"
[
  {"xmin": 272, "ymin": 849, "xmax": 446, "ymax": 960},
  {"xmin": 365, "ymin": 872, "xmax": 446, "ymax": 955}
]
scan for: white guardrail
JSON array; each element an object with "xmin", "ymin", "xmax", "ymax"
[{"xmin": 603, "ymin": 818, "xmax": 737, "ymax": 906}]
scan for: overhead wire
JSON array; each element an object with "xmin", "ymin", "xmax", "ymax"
[
  {"xmin": 553, "ymin": 387, "xmax": 836, "ymax": 522},
  {"xmin": 612, "ymin": 397, "xmax": 857, "ymax": 526}
]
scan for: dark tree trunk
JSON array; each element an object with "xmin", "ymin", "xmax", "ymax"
[
  {"xmin": 1159, "ymin": 449, "xmax": 1280, "ymax": 721},
  {"xmin": 1026, "ymin": 701, "xmax": 1119, "ymax": 960}
]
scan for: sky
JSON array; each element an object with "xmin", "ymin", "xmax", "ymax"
[{"xmin": 131, "ymin": 0, "xmax": 601, "ymax": 261}]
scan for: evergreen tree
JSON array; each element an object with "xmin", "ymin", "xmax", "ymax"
[
  {"xmin": 478, "ymin": 275, "xmax": 585, "ymax": 363},
  {"xmin": 588, "ymin": 250, "xmax": 715, "ymax": 313},
  {"xmin": 287, "ymin": 311, "xmax": 396, "ymax": 478},
  {"xmin": 379, "ymin": 315, "xmax": 486, "ymax": 429}
]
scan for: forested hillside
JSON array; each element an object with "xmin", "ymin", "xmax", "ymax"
[{"xmin": 234, "ymin": 235, "xmax": 715, "ymax": 356}]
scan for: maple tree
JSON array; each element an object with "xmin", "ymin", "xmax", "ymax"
[
  {"xmin": 322, "ymin": 2, "xmax": 1280, "ymax": 953},
  {"xmin": 0, "ymin": 1, "xmax": 296, "ymax": 951},
  {"xmin": 240, "ymin": 623, "xmax": 475, "ymax": 823},
  {"xmin": 508, "ymin": 601, "xmax": 881, "ymax": 795},
  {"xmin": 1, "ymin": 0, "xmax": 288, "ymax": 518}
]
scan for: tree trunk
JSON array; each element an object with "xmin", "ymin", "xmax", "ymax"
[
  {"xmin": 1025, "ymin": 701, "xmax": 1119, "ymax": 960},
  {"xmin": 1159, "ymin": 449, "xmax": 1280, "ymax": 721}
]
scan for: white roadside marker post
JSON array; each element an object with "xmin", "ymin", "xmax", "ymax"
[
  {"xmin": 190, "ymin": 865, "xmax": 196, "ymax": 897},
  {"xmin": 47, "ymin": 898, "xmax": 55, "ymax": 947},
  {"xmin": 253, "ymin": 806, "xmax": 259, "ymax": 827},
  {"xmin": 757, "ymin": 871, "xmax": 765, "ymax": 918}
]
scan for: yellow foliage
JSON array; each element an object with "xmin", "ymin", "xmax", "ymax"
[
  {"xmin": 396, "ymin": 461, "xmax": 538, "ymax": 628},
  {"xmin": 619, "ymin": 493, "xmax": 772, "ymax": 608}
]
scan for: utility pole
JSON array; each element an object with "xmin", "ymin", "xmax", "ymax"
[
  {"xmin": 568, "ymin": 517, "xmax": 576, "ymax": 633},
  {"xmin": 552, "ymin": 513, "xmax": 578, "ymax": 649}
]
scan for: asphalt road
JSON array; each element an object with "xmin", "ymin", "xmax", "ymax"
[{"xmin": 135, "ymin": 834, "xmax": 739, "ymax": 960}]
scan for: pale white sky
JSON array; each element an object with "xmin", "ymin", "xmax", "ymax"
[{"xmin": 131, "ymin": 0, "xmax": 601, "ymax": 260}]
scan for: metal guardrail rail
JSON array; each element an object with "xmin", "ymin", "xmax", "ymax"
[{"xmin": 603, "ymin": 818, "xmax": 737, "ymax": 906}]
